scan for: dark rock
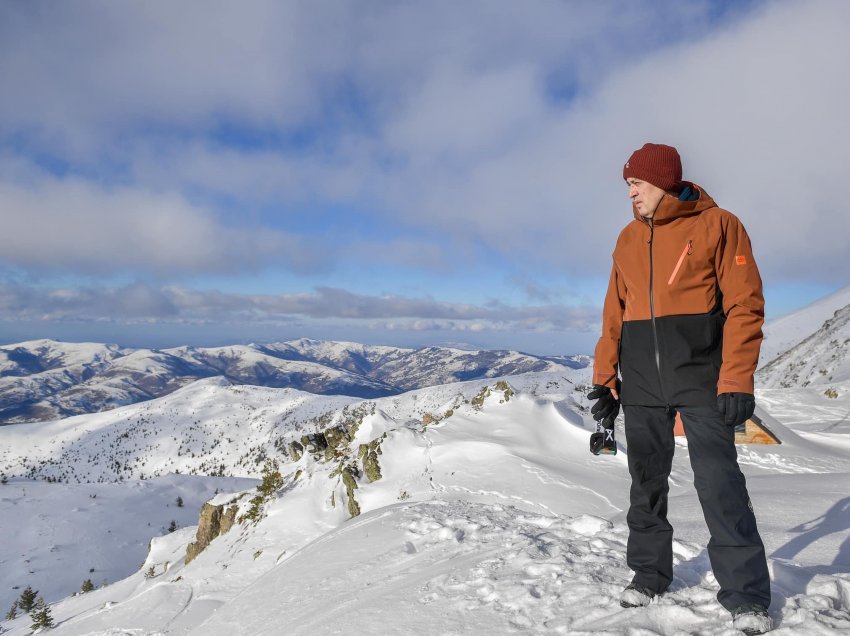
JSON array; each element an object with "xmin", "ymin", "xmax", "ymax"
[{"xmin": 185, "ymin": 501, "xmax": 239, "ymax": 564}]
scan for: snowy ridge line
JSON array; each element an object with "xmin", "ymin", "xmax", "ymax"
[{"xmin": 0, "ymin": 371, "xmax": 588, "ymax": 484}]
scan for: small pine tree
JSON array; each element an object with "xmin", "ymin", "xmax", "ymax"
[
  {"xmin": 81, "ymin": 579, "xmax": 94, "ymax": 593},
  {"xmin": 5, "ymin": 600, "xmax": 17, "ymax": 620},
  {"xmin": 144, "ymin": 565, "xmax": 156, "ymax": 579},
  {"xmin": 168, "ymin": 520, "xmax": 177, "ymax": 533},
  {"xmin": 256, "ymin": 460, "xmax": 284, "ymax": 497},
  {"xmin": 18, "ymin": 585, "xmax": 38, "ymax": 612},
  {"xmin": 29, "ymin": 596, "xmax": 53, "ymax": 631},
  {"xmin": 175, "ymin": 496, "xmax": 184, "ymax": 507}
]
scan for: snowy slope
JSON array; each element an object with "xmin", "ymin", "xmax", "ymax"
[
  {"xmin": 760, "ymin": 284, "xmax": 850, "ymax": 367},
  {"xmin": 0, "ymin": 371, "xmax": 591, "ymax": 624},
  {"xmin": 0, "ymin": 475, "xmax": 256, "ymax": 615},
  {"xmin": 757, "ymin": 303, "xmax": 850, "ymax": 389},
  {"xmin": 196, "ymin": 497, "xmax": 850, "ymax": 636},
  {"xmin": 0, "ymin": 377, "xmax": 361, "ymax": 483},
  {"xmin": 2, "ymin": 369, "xmax": 850, "ymax": 634}
]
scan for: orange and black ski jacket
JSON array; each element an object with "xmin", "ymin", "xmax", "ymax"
[{"xmin": 592, "ymin": 183, "xmax": 764, "ymax": 407}]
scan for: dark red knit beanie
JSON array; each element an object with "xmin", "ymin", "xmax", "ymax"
[{"xmin": 623, "ymin": 143, "xmax": 682, "ymax": 192}]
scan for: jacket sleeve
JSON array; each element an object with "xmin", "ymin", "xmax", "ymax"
[
  {"xmin": 716, "ymin": 213, "xmax": 764, "ymax": 395},
  {"xmin": 592, "ymin": 261, "xmax": 626, "ymax": 389}
]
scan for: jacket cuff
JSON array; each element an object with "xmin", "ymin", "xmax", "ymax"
[
  {"xmin": 593, "ymin": 372, "xmax": 619, "ymax": 389},
  {"xmin": 717, "ymin": 376, "xmax": 754, "ymax": 395}
]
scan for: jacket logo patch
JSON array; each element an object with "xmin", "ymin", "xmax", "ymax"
[{"xmin": 735, "ymin": 255, "xmax": 747, "ymax": 265}]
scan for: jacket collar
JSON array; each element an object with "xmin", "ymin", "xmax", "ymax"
[{"xmin": 632, "ymin": 182, "xmax": 717, "ymax": 225}]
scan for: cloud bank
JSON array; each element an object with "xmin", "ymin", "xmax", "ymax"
[
  {"xmin": 1, "ymin": 0, "xmax": 847, "ymax": 349},
  {"xmin": 0, "ymin": 283, "xmax": 599, "ymax": 335}
]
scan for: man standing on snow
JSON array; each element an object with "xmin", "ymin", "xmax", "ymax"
[{"xmin": 588, "ymin": 143, "xmax": 772, "ymax": 634}]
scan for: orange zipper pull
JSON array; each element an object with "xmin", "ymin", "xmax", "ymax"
[{"xmin": 668, "ymin": 240, "xmax": 692, "ymax": 285}]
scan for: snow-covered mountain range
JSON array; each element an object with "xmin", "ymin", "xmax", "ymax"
[
  {"xmin": 3, "ymin": 282, "xmax": 847, "ymax": 426},
  {"xmin": 0, "ymin": 338, "xmax": 587, "ymax": 424}
]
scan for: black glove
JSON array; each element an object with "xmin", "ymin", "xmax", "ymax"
[
  {"xmin": 588, "ymin": 384, "xmax": 619, "ymax": 422},
  {"xmin": 588, "ymin": 384, "xmax": 620, "ymax": 455},
  {"xmin": 717, "ymin": 392, "xmax": 755, "ymax": 429}
]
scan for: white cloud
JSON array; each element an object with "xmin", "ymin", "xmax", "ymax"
[
  {"xmin": 363, "ymin": 0, "xmax": 850, "ymax": 281},
  {"xmin": 565, "ymin": 0, "xmax": 850, "ymax": 281},
  {"xmin": 0, "ymin": 176, "xmax": 318, "ymax": 275},
  {"xmin": 0, "ymin": 2, "xmax": 326, "ymax": 150},
  {"xmin": 383, "ymin": 64, "xmax": 547, "ymax": 159},
  {"xmin": 2, "ymin": 0, "xmax": 847, "ymax": 288}
]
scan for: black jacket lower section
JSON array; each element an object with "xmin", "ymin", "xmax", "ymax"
[{"xmin": 619, "ymin": 306, "xmax": 725, "ymax": 407}]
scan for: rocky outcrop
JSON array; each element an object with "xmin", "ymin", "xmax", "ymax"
[
  {"xmin": 300, "ymin": 424, "xmax": 355, "ymax": 462},
  {"xmin": 329, "ymin": 462, "xmax": 362, "ymax": 518},
  {"xmin": 358, "ymin": 434, "xmax": 386, "ymax": 483},
  {"xmin": 341, "ymin": 466, "xmax": 361, "ymax": 517},
  {"xmin": 324, "ymin": 425, "xmax": 351, "ymax": 451},
  {"xmin": 288, "ymin": 440, "xmax": 304, "ymax": 461},
  {"xmin": 471, "ymin": 380, "xmax": 514, "ymax": 410},
  {"xmin": 185, "ymin": 501, "xmax": 239, "ymax": 564},
  {"xmin": 301, "ymin": 432, "xmax": 328, "ymax": 454}
]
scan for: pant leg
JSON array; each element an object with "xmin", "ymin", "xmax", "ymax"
[
  {"xmin": 623, "ymin": 405, "xmax": 676, "ymax": 593},
  {"xmin": 679, "ymin": 405, "xmax": 771, "ymax": 610}
]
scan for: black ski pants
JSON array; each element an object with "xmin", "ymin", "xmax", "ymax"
[{"xmin": 623, "ymin": 404, "xmax": 771, "ymax": 610}]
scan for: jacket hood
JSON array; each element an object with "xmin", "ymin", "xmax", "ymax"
[{"xmin": 632, "ymin": 182, "xmax": 717, "ymax": 224}]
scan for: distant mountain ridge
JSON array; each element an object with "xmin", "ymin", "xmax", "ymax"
[{"xmin": 0, "ymin": 338, "xmax": 589, "ymax": 424}]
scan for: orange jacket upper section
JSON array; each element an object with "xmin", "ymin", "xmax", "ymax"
[{"xmin": 593, "ymin": 183, "xmax": 765, "ymax": 395}]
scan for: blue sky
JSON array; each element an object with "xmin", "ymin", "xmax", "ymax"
[{"xmin": 1, "ymin": 0, "xmax": 848, "ymax": 355}]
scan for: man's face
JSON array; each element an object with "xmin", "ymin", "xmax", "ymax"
[{"xmin": 626, "ymin": 178, "xmax": 666, "ymax": 218}]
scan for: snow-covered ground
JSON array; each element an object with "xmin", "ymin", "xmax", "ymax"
[
  {"xmin": 1, "ymin": 369, "xmax": 849, "ymax": 635},
  {"xmin": 0, "ymin": 475, "xmax": 256, "ymax": 612}
]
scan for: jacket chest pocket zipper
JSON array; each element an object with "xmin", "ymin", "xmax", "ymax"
[{"xmin": 667, "ymin": 240, "xmax": 693, "ymax": 285}]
